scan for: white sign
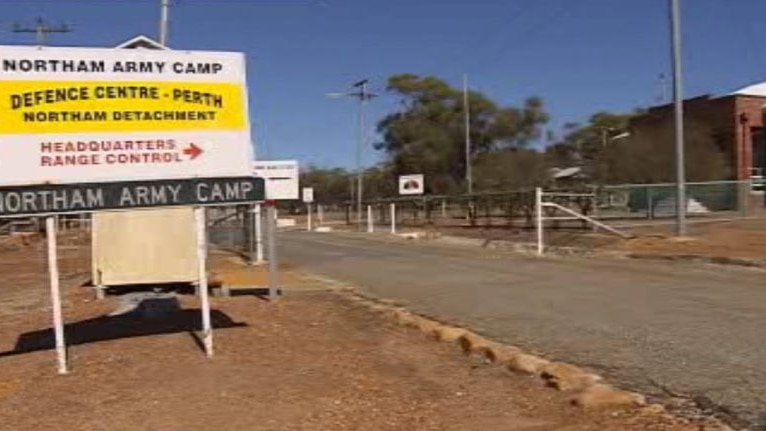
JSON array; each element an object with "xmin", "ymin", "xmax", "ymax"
[
  {"xmin": 0, "ymin": 45, "xmax": 253, "ymax": 186},
  {"xmin": 302, "ymin": 187, "xmax": 314, "ymax": 203},
  {"xmin": 398, "ymin": 174, "xmax": 424, "ymax": 195},
  {"xmin": 253, "ymin": 160, "xmax": 299, "ymax": 200}
]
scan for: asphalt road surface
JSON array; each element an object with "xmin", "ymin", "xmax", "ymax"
[{"xmin": 280, "ymin": 231, "xmax": 766, "ymax": 429}]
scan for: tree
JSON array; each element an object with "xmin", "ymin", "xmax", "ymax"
[
  {"xmin": 546, "ymin": 112, "xmax": 634, "ymax": 183},
  {"xmin": 300, "ymin": 166, "xmax": 353, "ymax": 204},
  {"xmin": 474, "ymin": 149, "xmax": 549, "ymax": 191},
  {"xmin": 362, "ymin": 163, "xmax": 398, "ymax": 201},
  {"xmin": 612, "ymin": 119, "xmax": 730, "ymax": 183},
  {"xmin": 376, "ymin": 74, "xmax": 548, "ymax": 194},
  {"xmin": 548, "ymin": 110, "xmax": 731, "ymax": 184}
]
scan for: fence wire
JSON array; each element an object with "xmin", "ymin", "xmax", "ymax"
[{"xmin": 309, "ymin": 179, "xmax": 766, "ymax": 234}]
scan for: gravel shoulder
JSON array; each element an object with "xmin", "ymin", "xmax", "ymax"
[{"xmin": 0, "ymin": 236, "xmax": 698, "ymax": 431}]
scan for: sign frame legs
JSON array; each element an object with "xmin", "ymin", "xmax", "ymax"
[
  {"xmin": 390, "ymin": 203, "xmax": 396, "ymax": 234},
  {"xmin": 194, "ymin": 207, "xmax": 214, "ymax": 358},
  {"xmin": 45, "ymin": 216, "xmax": 68, "ymax": 374},
  {"xmin": 252, "ymin": 203, "xmax": 264, "ymax": 264},
  {"xmin": 307, "ymin": 202, "xmax": 312, "ymax": 232},
  {"xmin": 266, "ymin": 201, "xmax": 279, "ymax": 301},
  {"xmin": 367, "ymin": 205, "xmax": 373, "ymax": 233}
]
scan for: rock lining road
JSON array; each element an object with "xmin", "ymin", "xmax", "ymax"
[{"xmin": 281, "ymin": 231, "xmax": 766, "ymax": 429}]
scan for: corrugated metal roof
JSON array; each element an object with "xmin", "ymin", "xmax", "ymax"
[{"xmin": 731, "ymin": 82, "xmax": 766, "ymax": 97}]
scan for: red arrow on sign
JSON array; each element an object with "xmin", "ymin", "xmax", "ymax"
[{"xmin": 183, "ymin": 143, "xmax": 203, "ymax": 160}]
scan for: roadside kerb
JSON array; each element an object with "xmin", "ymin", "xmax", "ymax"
[{"xmin": 327, "ymin": 284, "xmax": 736, "ymax": 431}]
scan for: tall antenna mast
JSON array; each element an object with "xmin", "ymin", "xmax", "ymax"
[{"xmin": 12, "ymin": 17, "xmax": 72, "ymax": 46}]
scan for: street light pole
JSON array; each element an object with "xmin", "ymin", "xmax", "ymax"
[
  {"xmin": 327, "ymin": 80, "xmax": 377, "ymax": 231},
  {"xmin": 355, "ymin": 80, "xmax": 369, "ymax": 230},
  {"xmin": 669, "ymin": 0, "xmax": 686, "ymax": 236}
]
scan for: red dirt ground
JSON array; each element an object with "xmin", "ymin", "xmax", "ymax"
[{"xmin": 0, "ymin": 235, "xmax": 703, "ymax": 430}]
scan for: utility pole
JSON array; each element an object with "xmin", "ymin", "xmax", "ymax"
[
  {"xmin": 327, "ymin": 80, "xmax": 377, "ymax": 231},
  {"xmin": 355, "ymin": 79, "xmax": 369, "ymax": 231},
  {"xmin": 159, "ymin": 0, "xmax": 170, "ymax": 46},
  {"xmin": 669, "ymin": 0, "xmax": 686, "ymax": 236},
  {"xmin": 12, "ymin": 17, "xmax": 71, "ymax": 46},
  {"xmin": 463, "ymin": 73, "xmax": 473, "ymax": 195}
]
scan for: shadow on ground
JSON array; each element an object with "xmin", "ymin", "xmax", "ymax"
[{"xmin": 0, "ymin": 297, "xmax": 246, "ymax": 358}]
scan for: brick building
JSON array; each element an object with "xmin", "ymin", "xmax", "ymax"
[{"xmin": 630, "ymin": 84, "xmax": 766, "ymax": 181}]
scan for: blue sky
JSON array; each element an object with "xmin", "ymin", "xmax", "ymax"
[{"xmin": 2, "ymin": 0, "xmax": 766, "ymax": 168}]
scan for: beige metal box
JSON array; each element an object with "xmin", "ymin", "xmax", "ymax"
[{"xmin": 92, "ymin": 208, "xmax": 198, "ymax": 286}]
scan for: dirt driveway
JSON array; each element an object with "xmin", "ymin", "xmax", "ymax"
[{"xmin": 0, "ymin": 237, "xmax": 698, "ymax": 430}]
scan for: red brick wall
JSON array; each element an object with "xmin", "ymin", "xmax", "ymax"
[{"xmin": 734, "ymin": 96, "xmax": 766, "ymax": 179}]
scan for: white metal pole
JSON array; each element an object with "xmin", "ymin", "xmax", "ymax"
[
  {"xmin": 254, "ymin": 203, "xmax": 264, "ymax": 263},
  {"xmin": 669, "ymin": 0, "xmax": 687, "ymax": 237},
  {"xmin": 307, "ymin": 203, "xmax": 312, "ymax": 231},
  {"xmin": 535, "ymin": 188, "xmax": 544, "ymax": 256},
  {"xmin": 266, "ymin": 202, "xmax": 279, "ymax": 301},
  {"xmin": 45, "ymin": 216, "xmax": 67, "ymax": 374},
  {"xmin": 194, "ymin": 207, "xmax": 213, "ymax": 358},
  {"xmin": 366, "ymin": 205, "xmax": 373, "ymax": 233},
  {"xmin": 390, "ymin": 203, "xmax": 396, "ymax": 234},
  {"xmin": 159, "ymin": 0, "xmax": 170, "ymax": 46},
  {"xmin": 463, "ymin": 73, "xmax": 473, "ymax": 194}
]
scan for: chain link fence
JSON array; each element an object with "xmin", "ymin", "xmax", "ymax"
[
  {"xmin": 206, "ymin": 205, "xmax": 254, "ymax": 257},
  {"xmin": 195, "ymin": 179, "xmax": 766, "ymax": 246},
  {"xmin": 595, "ymin": 180, "xmax": 766, "ymax": 228},
  {"xmin": 314, "ymin": 179, "xmax": 766, "ymax": 235}
]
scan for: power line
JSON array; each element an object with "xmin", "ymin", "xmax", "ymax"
[
  {"xmin": 467, "ymin": 0, "xmax": 586, "ymax": 76},
  {"xmin": 422, "ymin": 1, "xmax": 538, "ymax": 77}
]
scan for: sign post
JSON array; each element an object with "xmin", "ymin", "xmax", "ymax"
[
  {"xmin": 45, "ymin": 216, "xmax": 67, "ymax": 374},
  {"xmin": 251, "ymin": 203, "xmax": 264, "ymax": 264},
  {"xmin": 307, "ymin": 203, "xmax": 312, "ymax": 232},
  {"xmin": 265, "ymin": 200, "xmax": 279, "ymax": 301},
  {"xmin": 194, "ymin": 207, "xmax": 213, "ymax": 357},
  {"xmin": 302, "ymin": 187, "xmax": 314, "ymax": 232},
  {"xmin": 367, "ymin": 205, "xmax": 373, "ymax": 233},
  {"xmin": 390, "ymin": 203, "xmax": 396, "ymax": 234}
]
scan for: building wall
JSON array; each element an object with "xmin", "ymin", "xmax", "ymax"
[
  {"xmin": 629, "ymin": 94, "xmax": 766, "ymax": 181},
  {"xmin": 735, "ymin": 96, "xmax": 766, "ymax": 179}
]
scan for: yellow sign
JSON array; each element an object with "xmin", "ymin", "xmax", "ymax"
[{"xmin": 0, "ymin": 81, "xmax": 247, "ymax": 134}]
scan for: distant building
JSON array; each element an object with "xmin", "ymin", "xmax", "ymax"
[
  {"xmin": 114, "ymin": 35, "xmax": 168, "ymax": 50},
  {"xmin": 630, "ymin": 84, "xmax": 766, "ymax": 182}
]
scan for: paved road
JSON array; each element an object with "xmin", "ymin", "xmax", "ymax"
[{"xmin": 280, "ymin": 231, "xmax": 766, "ymax": 429}]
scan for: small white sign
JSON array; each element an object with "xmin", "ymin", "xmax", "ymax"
[
  {"xmin": 253, "ymin": 160, "xmax": 299, "ymax": 200},
  {"xmin": 398, "ymin": 174, "xmax": 424, "ymax": 195},
  {"xmin": 302, "ymin": 187, "xmax": 314, "ymax": 203}
]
